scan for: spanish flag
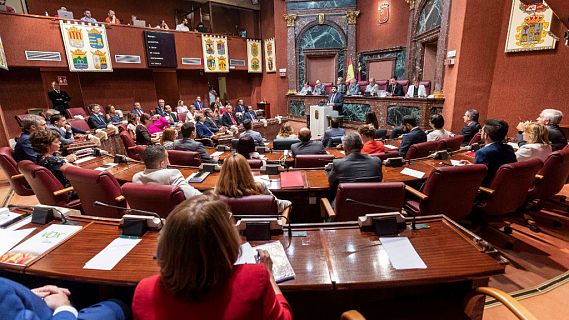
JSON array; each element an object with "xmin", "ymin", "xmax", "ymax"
[{"xmin": 346, "ymin": 56, "xmax": 356, "ymax": 82}]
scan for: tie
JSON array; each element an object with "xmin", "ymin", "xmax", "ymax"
[
  {"xmin": 230, "ymin": 113, "xmax": 237, "ymax": 125},
  {"xmin": 331, "ymin": 93, "xmax": 336, "ymax": 103}
]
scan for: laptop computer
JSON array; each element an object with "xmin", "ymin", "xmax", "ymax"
[
  {"xmin": 57, "ymin": 10, "xmax": 74, "ymax": 19},
  {"xmin": 133, "ymin": 19, "xmax": 146, "ymax": 27}
]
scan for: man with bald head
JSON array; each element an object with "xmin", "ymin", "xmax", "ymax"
[{"xmin": 291, "ymin": 127, "xmax": 326, "ymax": 157}]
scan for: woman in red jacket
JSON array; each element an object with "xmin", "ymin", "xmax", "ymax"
[
  {"xmin": 132, "ymin": 194, "xmax": 293, "ymax": 320},
  {"xmin": 359, "ymin": 125, "xmax": 385, "ymax": 154}
]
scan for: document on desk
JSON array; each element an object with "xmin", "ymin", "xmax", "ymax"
[
  {"xmin": 380, "ymin": 237, "xmax": 427, "ymax": 270},
  {"xmin": 400, "ymin": 167, "xmax": 425, "ymax": 179},
  {"xmin": 84, "ymin": 237, "xmax": 141, "ymax": 271},
  {"xmin": 0, "ymin": 228, "xmax": 35, "ymax": 257},
  {"xmin": 210, "ymin": 151, "xmax": 224, "ymax": 157},
  {"xmin": 234, "ymin": 242, "xmax": 258, "ymax": 265},
  {"xmin": 450, "ymin": 160, "xmax": 466, "ymax": 166},
  {"xmin": 384, "ymin": 144, "xmax": 399, "ymax": 150},
  {"xmin": 94, "ymin": 163, "xmax": 118, "ymax": 171},
  {"xmin": 74, "ymin": 156, "xmax": 96, "ymax": 164}
]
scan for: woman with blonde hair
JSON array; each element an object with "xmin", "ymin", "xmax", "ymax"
[
  {"xmin": 216, "ymin": 154, "xmax": 291, "ymax": 213},
  {"xmin": 516, "ymin": 122, "xmax": 552, "ymax": 162},
  {"xmin": 276, "ymin": 122, "xmax": 297, "ymax": 140},
  {"xmin": 160, "ymin": 128, "xmax": 177, "ymax": 149},
  {"xmin": 132, "ymin": 194, "xmax": 292, "ymax": 319}
]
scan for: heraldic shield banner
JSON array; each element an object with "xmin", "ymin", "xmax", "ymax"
[
  {"xmin": 247, "ymin": 39, "xmax": 262, "ymax": 73},
  {"xmin": 59, "ymin": 20, "xmax": 113, "ymax": 72},
  {"xmin": 201, "ymin": 34, "xmax": 229, "ymax": 73},
  {"xmin": 264, "ymin": 38, "xmax": 276, "ymax": 73},
  {"xmin": 505, "ymin": 0, "xmax": 557, "ymax": 53},
  {"xmin": 0, "ymin": 35, "xmax": 8, "ymax": 71}
]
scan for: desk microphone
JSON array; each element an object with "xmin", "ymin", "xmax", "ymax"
[
  {"xmin": 93, "ymin": 201, "xmax": 161, "ymax": 219},
  {"xmin": 231, "ymin": 214, "xmax": 292, "ymax": 240},
  {"xmin": 345, "ymin": 198, "xmax": 416, "ymax": 230},
  {"xmin": 7, "ymin": 204, "xmax": 68, "ymax": 225},
  {"xmin": 93, "ymin": 201, "xmax": 163, "ymax": 236}
]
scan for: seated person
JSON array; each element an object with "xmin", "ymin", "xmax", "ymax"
[
  {"xmin": 243, "ymin": 106, "xmax": 257, "ymax": 121},
  {"xmin": 163, "ymin": 105, "xmax": 177, "ymax": 126},
  {"xmin": 235, "ymin": 99, "xmax": 247, "ymax": 114},
  {"xmin": 148, "ymin": 115, "xmax": 170, "ymax": 134},
  {"xmin": 161, "ymin": 128, "xmax": 177, "ymax": 150},
  {"xmin": 210, "ymin": 97, "xmax": 224, "ymax": 115},
  {"xmin": 216, "ymin": 154, "xmax": 291, "ymax": 213},
  {"xmin": 398, "ymin": 115, "xmax": 427, "ymax": 158},
  {"xmin": 359, "ymin": 125, "xmax": 385, "ymax": 154},
  {"xmin": 195, "ymin": 114, "xmax": 223, "ymax": 145},
  {"xmin": 298, "ymin": 82, "xmax": 313, "ymax": 95},
  {"xmin": 386, "ymin": 77, "xmax": 404, "ymax": 97},
  {"xmin": 336, "ymin": 77, "xmax": 346, "ymax": 94},
  {"xmin": 136, "ymin": 114, "xmax": 154, "ymax": 145},
  {"xmin": 184, "ymin": 105, "xmax": 197, "ymax": 123},
  {"xmin": 105, "ymin": 104, "xmax": 123, "ymax": 124},
  {"xmin": 460, "ymin": 108, "xmax": 481, "ymax": 145},
  {"xmin": 0, "ymin": 277, "xmax": 126, "ymax": 320},
  {"xmin": 15, "ymin": 115, "xmax": 47, "ymax": 162},
  {"xmin": 313, "ymin": 80, "xmax": 326, "ymax": 95},
  {"xmin": 155, "ymin": 99, "xmax": 166, "ymax": 117},
  {"xmin": 176, "ymin": 100, "xmax": 189, "ymax": 114},
  {"xmin": 463, "ymin": 119, "xmax": 517, "ymax": 186},
  {"xmin": 328, "ymin": 132, "xmax": 382, "ymax": 190},
  {"xmin": 321, "ymin": 119, "xmax": 345, "ymax": 148},
  {"xmin": 276, "ymin": 122, "xmax": 297, "ymax": 140},
  {"xmin": 221, "ymin": 105, "xmax": 239, "ymax": 128},
  {"xmin": 517, "ymin": 109, "xmax": 567, "ymax": 151},
  {"xmin": 515, "ymin": 122, "xmax": 552, "ymax": 162},
  {"xmin": 47, "ymin": 114, "xmax": 74, "ymax": 146},
  {"xmin": 173, "ymin": 122, "xmax": 217, "ymax": 163},
  {"xmin": 133, "ymin": 145, "xmax": 201, "ymax": 200},
  {"xmin": 126, "ymin": 113, "xmax": 139, "ymax": 140},
  {"xmin": 237, "ymin": 135, "xmax": 261, "ymax": 160},
  {"xmin": 365, "ymin": 112, "xmax": 387, "ymax": 139},
  {"xmin": 30, "ymin": 130, "xmax": 77, "ymax": 187},
  {"xmin": 193, "ymin": 96, "xmax": 205, "ymax": 112},
  {"xmin": 132, "ymin": 194, "xmax": 293, "ymax": 320},
  {"xmin": 365, "ymin": 78, "xmax": 379, "ymax": 96},
  {"xmin": 346, "ymin": 79, "xmax": 361, "ymax": 96},
  {"xmin": 87, "ymin": 104, "xmax": 119, "ymax": 134},
  {"xmin": 406, "ymin": 78, "xmax": 427, "ymax": 98},
  {"xmin": 203, "ymin": 109, "xmax": 221, "ymax": 133},
  {"xmin": 427, "ymin": 114, "xmax": 453, "ymax": 141},
  {"xmin": 239, "ymin": 119, "xmax": 264, "ymax": 146},
  {"xmin": 291, "ymin": 128, "xmax": 326, "ymax": 157},
  {"xmin": 131, "ymin": 101, "xmax": 145, "ymax": 117}
]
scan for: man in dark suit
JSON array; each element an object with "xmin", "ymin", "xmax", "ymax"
[
  {"xmin": 398, "ymin": 115, "xmax": 427, "ymax": 158},
  {"xmin": 193, "ymin": 96, "xmax": 205, "ymax": 111},
  {"xmin": 164, "ymin": 105, "xmax": 177, "ymax": 126},
  {"xmin": 220, "ymin": 104, "xmax": 239, "ymax": 127},
  {"xmin": 155, "ymin": 99, "xmax": 166, "ymax": 116},
  {"xmin": 460, "ymin": 109, "xmax": 481, "ymax": 145},
  {"xmin": 14, "ymin": 115, "xmax": 46, "ymax": 162},
  {"xmin": 321, "ymin": 118, "xmax": 345, "ymax": 147},
  {"xmin": 204, "ymin": 109, "xmax": 221, "ymax": 132},
  {"xmin": 173, "ymin": 122, "xmax": 217, "ymax": 163},
  {"xmin": 291, "ymin": 127, "xmax": 326, "ymax": 157},
  {"xmin": 131, "ymin": 101, "xmax": 145, "ymax": 117},
  {"xmin": 47, "ymin": 81, "xmax": 71, "ymax": 115},
  {"xmin": 243, "ymin": 106, "xmax": 257, "ymax": 121},
  {"xmin": 327, "ymin": 132, "xmax": 382, "ymax": 191},
  {"xmin": 87, "ymin": 104, "xmax": 108, "ymax": 130},
  {"xmin": 235, "ymin": 99, "xmax": 247, "ymax": 114},
  {"xmin": 387, "ymin": 77, "xmax": 404, "ymax": 97},
  {"xmin": 517, "ymin": 109, "xmax": 567, "ymax": 151},
  {"xmin": 327, "ymin": 86, "xmax": 344, "ymax": 115}
]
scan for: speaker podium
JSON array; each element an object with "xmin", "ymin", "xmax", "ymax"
[{"xmin": 309, "ymin": 105, "xmax": 337, "ymax": 139}]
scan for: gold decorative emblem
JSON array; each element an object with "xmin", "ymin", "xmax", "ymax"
[
  {"xmin": 283, "ymin": 14, "xmax": 298, "ymax": 27},
  {"xmin": 318, "ymin": 14, "xmax": 325, "ymax": 25},
  {"xmin": 379, "ymin": 3, "xmax": 390, "ymax": 24},
  {"xmin": 405, "ymin": 0, "xmax": 416, "ymax": 10},
  {"xmin": 346, "ymin": 10, "xmax": 360, "ymax": 25}
]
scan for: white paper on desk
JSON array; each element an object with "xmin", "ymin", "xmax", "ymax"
[
  {"xmin": 5, "ymin": 216, "xmax": 32, "ymax": 231},
  {"xmin": 84, "ymin": 237, "xmax": 141, "ymax": 271},
  {"xmin": 380, "ymin": 237, "xmax": 427, "ymax": 270},
  {"xmin": 234, "ymin": 242, "xmax": 258, "ymax": 265},
  {"xmin": 450, "ymin": 160, "xmax": 466, "ymax": 166},
  {"xmin": 400, "ymin": 167, "xmax": 425, "ymax": 179},
  {"xmin": 94, "ymin": 163, "xmax": 118, "ymax": 171},
  {"xmin": 259, "ymin": 154, "xmax": 267, "ymax": 160},
  {"xmin": 74, "ymin": 156, "xmax": 96, "ymax": 164},
  {"xmin": 186, "ymin": 172, "xmax": 197, "ymax": 181},
  {"xmin": 0, "ymin": 228, "xmax": 35, "ymax": 257},
  {"xmin": 0, "ymin": 209, "xmax": 19, "ymax": 225},
  {"xmin": 384, "ymin": 144, "xmax": 398, "ymax": 150},
  {"xmin": 210, "ymin": 151, "xmax": 224, "ymax": 157},
  {"xmin": 340, "ymin": 151, "xmax": 345, "ymax": 155}
]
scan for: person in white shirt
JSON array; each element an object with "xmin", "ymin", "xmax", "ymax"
[
  {"xmin": 298, "ymin": 82, "xmax": 312, "ymax": 95},
  {"xmin": 176, "ymin": 18, "xmax": 190, "ymax": 31},
  {"xmin": 80, "ymin": 10, "xmax": 97, "ymax": 23},
  {"xmin": 406, "ymin": 78, "xmax": 427, "ymax": 98},
  {"xmin": 365, "ymin": 78, "xmax": 379, "ymax": 96},
  {"xmin": 516, "ymin": 122, "xmax": 552, "ymax": 162},
  {"xmin": 176, "ymin": 100, "xmax": 189, "ymax": 114},
  {"xmin": 133, "ymin": 145, "xmax": 202, "ymax": 200},
  {"xmin": 427, "ymin": 114, "xmax": 453, "ymax": 141}
]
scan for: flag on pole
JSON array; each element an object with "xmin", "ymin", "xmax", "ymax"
[{"xmin": 346, "ymin": 56, "xmax": 355, "ymax": 82}]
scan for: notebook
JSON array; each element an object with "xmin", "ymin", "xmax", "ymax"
[{"xmin": 279, "ymin": 171, "xmax": 306, "ymax": 189}]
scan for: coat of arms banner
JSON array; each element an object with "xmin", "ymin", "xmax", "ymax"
[
  {"xmin": 264, "ymin": 38, "xmax": 276, "ymax": 73},
  {"xmin": 0, "ymin": 36, "xmax": 8, "ymax": 71},
  {"xmin": 201, "ymin": 34, "xmax": 229, "ymax": 73},
  {"xmin": 247, "ymin": 39, "xmax": 262, "ymax": 73},
  {"xmin": 505, "ymin": 0, "xmax": 557, "ymax": 53},
  {"xmin": 59, "ymin": 21, "xmax": 113, "ymax": 72}
]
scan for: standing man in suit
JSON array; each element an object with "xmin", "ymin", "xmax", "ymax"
[
  {"xmin": 322, "ymin": 118, "xmax": 345, "ymax": 147},
  {"xmin": 193, "ymin": 96, "xmax": 205, "ymax": 112},
  {"xmin": 387, "ymin": 77, "xmax": 404, "ymax": 97},
  {"xmin": 239, "ymin": 119, "xmax": 264, "ymax": 146},
  {"xmin": 327, "ymin": 85, "xmax": 344, "ymax": 115},
  {"xmin": 460, "ymin": 109, "xmax": 481, "ymax": 145},
  {"xmin": 291, "ymin": 128, "xmax": 326, "ymax": 157},
  {"xmin": 243, "ymin": 106, "xmax": 257, "ymax": 121},
  {"xmin": 173, "ymin": 122, "xmax": 217, "ymax": 163},
  {"xmin": 517, "ymin": 109, "xmax": 567, "ymax": 151},
  {"xmin": 131, "ymin": 102, "xmax": 145, "ymax": 117},
  {"xmin": 155, "ymin": 99, "xmax": 166, "ymax": 116},
  {"xmin": 47, "ymin": 81, "xmax": 71, "ymax": 115},
  {"xmin": 398, "ymin": 115, "xmax": 427, "ymax": 158},
  {"xmin": 220, "ymin": 104, "xmax": 239, "ymax": 128},
  {"xmin": 327, "ymin": 132, "xmax": 382, "ymax": 191}
]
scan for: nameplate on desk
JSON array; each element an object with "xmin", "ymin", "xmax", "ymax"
[
  {"xmin": 400, "ymin": 168, "xmax": 425, "ymax": 179},
  {"xmin": 84, "ymin": 237, "xmax": 141, "ymax": 271}
]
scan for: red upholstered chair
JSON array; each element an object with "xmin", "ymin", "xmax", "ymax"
[
  {"xmin": 397, "ymin": 80, "xmax": 410, "ymax": 93},
  {"xmin": 15, "ymin": 114, "xmax": 28, "ymax": 128},
  {"xmin": 294, "ymin": 154, "xmax": 334, "ymax": 168},
  {"xmin": 218, "ymin": 194, "xmax": 289, "ymax": 221},
  {"xmin": 0, "ymin": 147, "xmax": 34, "ymax": 196},
  {"xmin": 476, "ymin": 159, "xmax": 543, "ymax": 217},
  {"xmin": 377, "ymin": 80, "xmax": 388, "ymax": 91},
  {"xmin": 405, "ymin": 140, "xmax": 440, "ymax": 160},
  {"xmin": 177, "ymin": 112, "xmax": 187, "ymax": 123},
  {"xmin": 368, "ymin": 150, "xmax": 400, "ymax": 161},
  {"xmin": 17, "ymin": 160, "xmax": 81, "ymax": 210},
  {"xmin": 439, "ymin": 135, "xmax": 464, "ymax": 152},
  {"xmin": 67, "ymin": 107, "xmax": 88, "ymax": 119},
  {"xmin": 247, "ymin": 159, "xmax": 263, "ymax": 169},
  {"xmin": 67, "ymin": 118, "xmax": 91, "ymax": 132},
  {"xmin": 420, "ymin": 80, "xmax": 432, "ymax": 96},
  {"xmin": 358, "ymin": 81, "xmax": 368, "ymax": 94},
  {"xmin": 324, "ymin": 84, "xmax": 333, "ymax": 95},
  {"xmin": 469, "ymin": 132, "xmax": 482, "ymax": 145},
  {"xmin": 527, "ymin": 147, "xmax": 569, "ymax": 209},
  {"xmin": 121, "ymin": 182, "xmax": 186, "ymax": 218},
  {"xmin": 321, "ymin": 182, "xmax": 406, "ymax": 222},
  {"xmin": 120, "ymin": 131, "xmax": 145, "ymax": 160},
  {"xmin": 167, "ymin": 150, "xmax": 202, "ymax": 167},
  {"xmin": 405, "ymin": 164, "xmax": 487, "ymax": 221},
  {"xmin": 64, "ymin": 166, "xmax": 125, "ymax": 218}
]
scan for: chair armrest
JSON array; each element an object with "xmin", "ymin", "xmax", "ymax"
[
  {"xmin": 10, "ymin": 173, "xmax": 25, "ymax": 180},
  {"xmin": 115, "ymin": 195, "xmax": 125, "ymax": 202},
  {"xmin": 535, "ymin": 174, "xmax": 544, "ymax": 180},
  {"xmin": 53, "ymin": 186, "xmax": 74, "ymax": 196},
  {"xmin": 341, "ymin": 310, "xmax": 366, "ymax": 320},
  {"xmin": 320, "ymin": 198, "xmax": 336, "ymax": 221},
  {"xmin": 127, "ymin": 146, "xmax": 138, "ymax": 150},
  {"xmin": 405, "ymin": 185, "xmax": 428, "ymax": 201},
  {"xmin": 479, "ymin": 186, "xmax": 495, "ymax": 195},
  {"xmin": 465, "ymin": 287, "xmax": 538, "ymax": 320}
]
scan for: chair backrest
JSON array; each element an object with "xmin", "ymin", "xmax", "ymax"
[
  {"xmin": 397, "ymin": 80, "xmax": 410, "ymax": 93},
  {"xmin": 419, "ymin": 165, "xmax": 487, "ymax": 221},
  {"xmin": 335, "ymin": 182, "xmax": 405, "ymax": 222},
  {"xmin": 167, "ymin": 150, "xmax": 202, "ymax": 167},
  {"xmin": 177, "ymin": 112, "xmax": 187, "ymax": 123},
  {"xmin": 120, "ymin": 131, "xmax": 143, "ymax": 160},
  {"xmin": 405, "ymin": 140, "xmax": 440, "ymax": 160},
  {"xmin": 295, "ymin": 154, "xmax": 335, "ymax": 168},
  {"xmin": 420, "ymin": 80, "xmax": 432, "ymax": 95},
  {"xmin": 17, "ymin": 160, "xmax": 71, "ymax": 207},
  {"xmin": 219, "ymin": 194, "xmax": 278, "ymax": 216},
  {"xmin": 247, "ymin": 159, "xmax": 263, "ymax": 169},
  {"xmin": 0, "ymin": 147, "xmax": 34, "ymax": 196},
  {"xmin": 231, "ymin": 138, "xmax": 239, "ymax": 150},
  {"xmin": 376, "ymin": 80, "xmax": 388, "ymax": 91},
  {"xmin": 15, "ymin": 114, "xmax": 28, "ymax": 128},
  {"xmin": 67, "ymin": 118, "xmax": 91, "ymax": 132},
  {"xmin": 66, "ymin": 107, "xmax": 87, "ymax": 119},
  {"xmin": 368, "ymin": 150, "xmax": 400, "ymax": 161},
  {"xmin": 358, "ymin": 81, "xmax": 368, "ymax": 94},
  {"xmin": 273, "ymin": 139, "xmax": 300, "ymax": 150},
  {"xmin": 64, "ymin": 166, "xmax": 124, "ymax": 218},
  {"xmin": 479, "ymin": 158, "xmax": 543, "ymax": 216},
  {"xmin": 122, "ymin": 182, "xmax": 186, "ymax": 218},
  {"xmin": 469, "ymin": 132, "xmax": 481, "ymax": 145},
  {"xmin": 327, "ymin": 136, "xmax": 343, "ymax": 148},
  {"xmin": 439, "ymin": 135, "xmax": 464, "ymax": 152},
  {"xmin": 374, "ymin": 129, "xmax": 387, "ymax": 139},
  {"xmin": 528, "ymin": 147, "xmax": 569, "ymax": 200}
]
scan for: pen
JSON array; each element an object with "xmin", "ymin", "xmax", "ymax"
[{"xmin": 0, "ymin": 212, "xmax": 32, "ymax": 229}]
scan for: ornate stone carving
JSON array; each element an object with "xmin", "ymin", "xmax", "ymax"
[
  {"xmin": 405, "ymin": 0, "xmax": 416, "ymax": 10},
  {"xmin": 346, "ymin": 10, "xmax": 360, "ymax": 25},
  {"xmin": 318, "ymin": 13, "xmax": 325, "ymax": 25},
  {"xmin": 283, "ymin": 14, "xmax": 298, "ymax": 27}
]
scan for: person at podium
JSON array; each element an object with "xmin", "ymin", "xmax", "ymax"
[{"xmin": 327, "ymin": 86, "xmax": 344, "ymax": 115}]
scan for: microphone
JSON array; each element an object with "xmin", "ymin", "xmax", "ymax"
[
  {"xmin": 346, "ymin": 198, "xmax": 416, "ymax": 230},
  {"xmin": 232, "ymin": 214, "xmax": 292, "ymax": 240},
  {"xmin": 93, "ymin": 201, "xmax": 163, "ymax": 236},
  {"xmin": 93, "ymin": 201, "xmax": 161, "ymax": 219},
  {"xmin": 7, "ymin": 204, "xmax": 68, "ymax": 225}
]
